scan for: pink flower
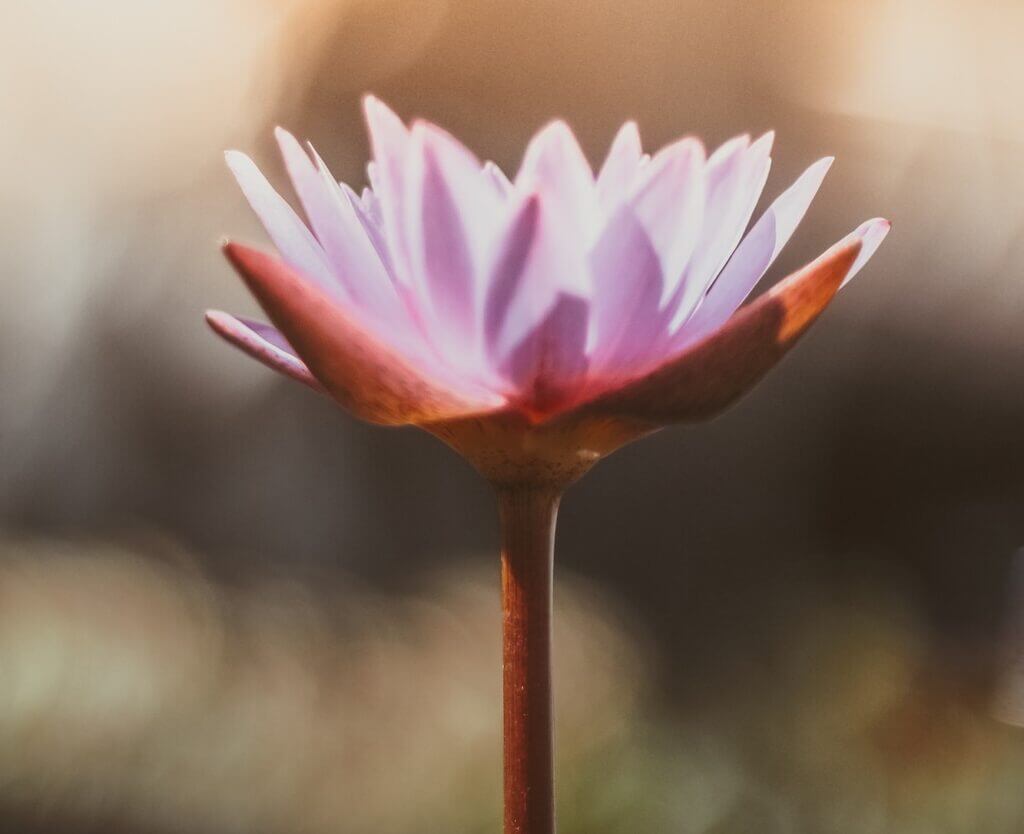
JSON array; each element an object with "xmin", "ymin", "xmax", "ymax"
[{"xmin": 209, "ymin": 97, "xmax": 888, "ymax": 484}]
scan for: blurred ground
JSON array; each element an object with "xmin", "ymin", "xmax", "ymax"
[
  {"xmin": 2, "ymin": 539, "xmax": 1024, "ymax": 834},
  {"xmin": 2, "ymin": 0, "xmax": 1024, "ymax": 831}
]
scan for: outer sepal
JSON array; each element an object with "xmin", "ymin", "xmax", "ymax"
[
  {"xmin": 573, "ymin": 239, "xmax": 862, "ymax": 424},
  {"xmin": 222, "ymin": 242, "xmax": 503, "ymax": 425}
]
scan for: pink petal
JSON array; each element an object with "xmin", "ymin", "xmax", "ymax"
[
  {"xmin": 339, "ymin": 181, "xmax": 396, "ymax": 282},
  {"xmin": 205, "ymin": 311, "xmax": 323, "ymax": 391},
  {"xmin": 501, "ymin": 292, "xmax": 590, "ymax": 415},
  {"xmin": 596, "ymin": 121, "xmax": 642, "ymax": 205},
  {"xmin": 483, "ymin": 160, "xmax": 514, "ymax": 197},
  {"xmin": 515, "ymin": 120, "xmax": 595, "ymax": 245},
  {"xmin": 484, "ymin": 194, "xmax": 542, "ymax": 362},
  {"xmin": 587, "ymin": 205, "xmax": 664, "ymax": 376},
  {"xmin": 224, "ymin": 151, "xmax": 336, "ymax": 294},
  {"xmin": 838, "ymin": 218, "xmax": 891, "ymax": 287},
  {"xmin": 574, "ymin": 239, "xmax": 862, "ymax": 424},
  {"xmin": 676, "ymin": 156, "xmax": 833, "ymax": 347},
  {"xmin": 486, "ymin": 192, "xmax": 588, "ymax": 368},
  {"xmin": 628, "ymin": 136, "xmax": 706, "ymax": 296},
  {"xmin": 403, "ymin": 122, "xmax": 501, "ymax": 358},
  {"xmin": 362, "ymin": 95, "xmax": 413, "ymax": 283},
  {"xmin": 672, "ymin": 132, "xmax": 773, "ymax": 324},
  {"xmin": 222, "ymin": 242, "xmax": 503, "ymax": 425},
  {"xmin": 275, "ymin": 129, "xmax": 402, "ymax": 327}
]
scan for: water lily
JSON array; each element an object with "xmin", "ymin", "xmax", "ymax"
[{"xmin": 207, "ymin": 96, "xmax": 888, "ymax": 834}]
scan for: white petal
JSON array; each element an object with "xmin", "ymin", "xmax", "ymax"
[
  {"xmin": 483, "ymin": 160, "xmax": 515, "ymax": 197},
  {"xmin": 224, "ymin": 150, "xmax": 336, "ymax": 294},
  {"xmin": 588, "ymin": 205, "xmax": 665, "ymax": 376},
  {"xmin": 276, "ymin": 129, "xmax": 401, "ymax": 324},
  {"xmin": 628, "ymin": 136, "xmax": 706, "ymax": 298},
  {"xmin": 516, "ymin": 120, "xmax": 596, "ymax": 255},
  {"xmin": 403, "ymin": 122, "xmax": 493, "ymax": 358},
  {"xmin": 675, "ymin": 156, "xmax": 833, "ymax": 345},
  {"xmin": 838, "ymin": 217, "xmax": 891, "ymax": 287},
  {"xmin": 486, "ymin": 192, "xmax": 587, "ymax": 370},
  {"xmin": 362, "ymin": 95, "xmax": 413, "ymax": 283},
  {"xmin": 500, "ymin": 292, "xmax": 590, "ymax": 411},
  {"xmin": 671, "ymin": 131, "xmax": 773, "ymax": 325},
  {"xmin": 596, "ymin": 121, "xmax": 642, "ymax": 205}
]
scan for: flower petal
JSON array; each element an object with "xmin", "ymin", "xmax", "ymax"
[
  {"xmin": 340, "ymin": 181, "xmax": 395, "ymax": 280},
  {"xmin": 587, "ymin": 204, "xmax": 665, "ymax": 376},
  {"xmin": 628, "ymin": 136, "xmax": 706, "ymax": 297},
  {"xmin": 573, "ymin": 239, "xmax": 862, "ymax": 424},
  {"xmin": 224, "ymin": 150, "xmax": 336, "ymax": 294},
  {"xmin": 486, "ymin": 192, "xmax": 588, "ymax": 369},
  {"xmin": 596, "ymin": 121, "xmax": 642, "ymax": 205},
  {"xmin": 403, "ymin": 122, "xmax": 502, "ymax": 361},
  {"xmin": 516, "ymin": 120, "xmax": 596, "ymax": 251},
  {"xmin": 671, "ymin": 131, "xmax": 773, "ymax": 325},
  {"xmin": 838, "ymin": 217, "xmax": 891, "ymax": 287},
  {"xmin": 362, "ymin": 95, "xmax": 413, "ymax": 283},
  {"xmin": 501, "ymin": 292, "xmax": 590, "ymax": 416},
  {"xmin": 222, "ymin": 242, "xmax": 504, "ymax": 425},
  {"xmin": 677, "ymin": 156, "xmax": 832, "ymax": 345},
  {"xmin": 484, "ymin": 194, "xmax": 542, "ymax": 362},
  {"xmin": 483, "ymin": 160, "xmax": 514, "ymax": 197},
  {"xmin": 205, "ymin": 311, "xmax": 323, "ymax": 391},
  {"xmin": 275, "ymin": 129, "xmax": 403, "ymax": 326}
]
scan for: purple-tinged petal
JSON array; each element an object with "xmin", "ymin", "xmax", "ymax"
[
  {"xmin": 516, "ymin": 120, "xmax": 595, "ymax": 243},
  {"xmin": 224, "ymin": 151, "xmax": 336, "ymax": 294},
  {"xmin": 484, "ymin": 194, "xmax": 542, "ymax": 362},
  {"xmin": 587, "ymin": 205, "xmax": 665, "ymax": 376},
  {"xmin": 403, "ymin": 122, "xmax": 503, "ymax": 361},
  {"xmin": 486, "ymin": 191, "xmax": 588, "ymax": 367},
  {"xmin": 222, "ymin": 242, "xmax": 504, "ymax": 425},
  {"xmin": 596, "ymin": 121, "xmax": 642, "ymax": 205},
  {"xmin": 336, "ymin": 180, "xmax": 396, "ymax": 282},
  {"xmin": 675, "ymin": 156, "xmax": 833, "ymax": 347},
  {"xmin": 483, "ymin": 160, "xmax": 514, "ymax": 197},
  {"xmin": 205, "ymin": 311, "xmax": 323, "ymax": 391},
  {"xmin": 838, "ymin": 218, "xmax": 891, "ymax": 287},
  {"xmin": 628, "ymin": 136, "xmax": 706, "ymax": 295},
  {"xmin": 276, "ymin": 129, "xmax": 403, "ymax": 327},
  {"xmin": 362, "ymin": 95, "xmax": 413, "ymax": 282},
  {"xmin": 671, "ymin": 132, "xmax": 773, "ymax": 324},
  {"xmin": 502, "ymin": 292, "xmax": 590, "ymax": 416},
  {"xmin": 573, "ymin": 239, "xmax": 862, "ymax": 425}
]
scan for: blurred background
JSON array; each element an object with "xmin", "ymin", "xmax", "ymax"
[{"xmin": 2, "ymin": 0, "xmax": 1024, "ymax": 831}]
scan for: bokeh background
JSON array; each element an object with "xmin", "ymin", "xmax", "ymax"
[{"xmin": 3, "ymin": 0, "xmax": 1024, "ymax": 831}]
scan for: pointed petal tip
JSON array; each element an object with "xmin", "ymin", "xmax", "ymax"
[
  {"xmin": 752, "ymin": 130, "xmax": 775, "ymax": 154},
  {"xmin": 575, "ymin": 238, "xmax": 862, "ymax": 425},
  {"xmin": 619, "ymin": 119, "xmax": 641, "ymax": 141},
  {"xmin": 839, "ymin": 217, "xmax": 892, "ymax": 288},
  {"xmin": 223, "ymin": 149, "xmax": 249, "ymax": 169},
  {"xmin": 362, "ymin": 94, "xmax": 403, "ymax": 124},
  {"xmin": 771, "ymin": 237, "xmax": 861, "ymax": 339},
  {"xmin": 204, "ymin": 309, "xmax": 325, "ymax": 392},
  {"xmin": 204, "ymin": 308, "xmax": 231, "ymax": 335},
  {"xmin": 527, "ymin": 118, "xmax": 588, "ymax": 156},
  {"xmin": 205, "ymin": 307, "xmax": 228, "ymax": 322},
  {"xmin": 222, "ymin": 240, "xmax": 275, "ymax": 284}
]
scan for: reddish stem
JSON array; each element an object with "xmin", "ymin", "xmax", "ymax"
[{"xmin": 499, "ymin": 486, "xmax": 560, "ymax": 834}]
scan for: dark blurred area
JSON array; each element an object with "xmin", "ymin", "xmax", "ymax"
[{"xmin": 2, "ymin": 0, "xmax": 1024, "ymax": 831}]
